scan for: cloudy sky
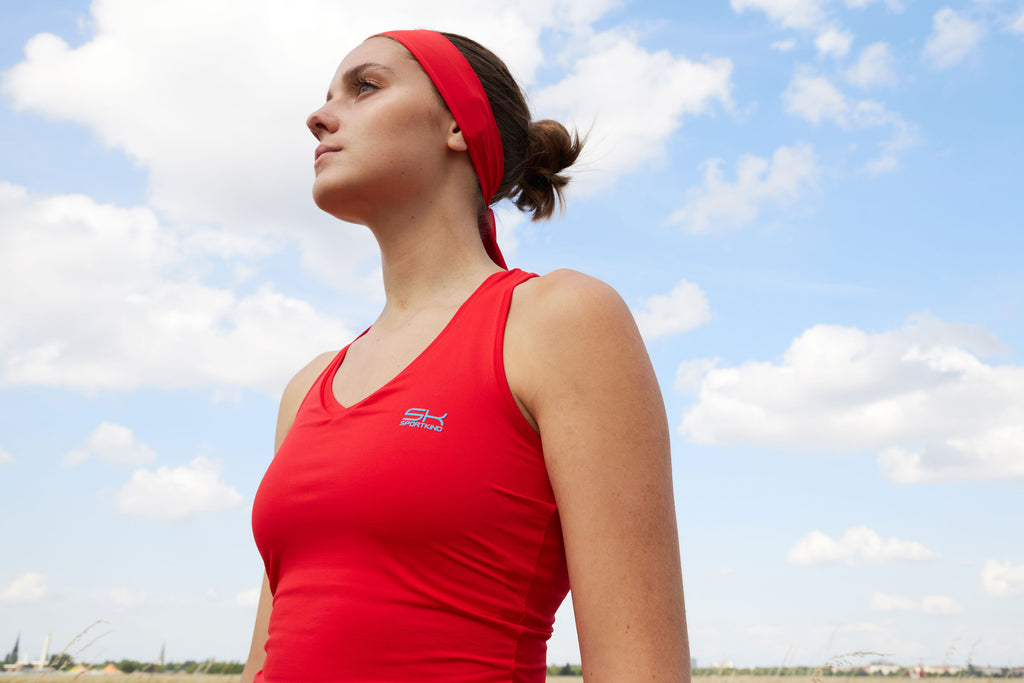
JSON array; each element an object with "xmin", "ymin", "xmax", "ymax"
[{"xmin": 2, "ymin": 0, "xmax": 1022, "ymax": 669}]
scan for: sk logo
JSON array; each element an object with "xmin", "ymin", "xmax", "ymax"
[{"xmin": 399, "ymin": 408, "xmax": 447, "ymax": 433}]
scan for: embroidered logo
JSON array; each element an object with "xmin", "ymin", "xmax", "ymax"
[{"xmin": 399, "ymin": 408, "xmax": 447, "ymax": 432}]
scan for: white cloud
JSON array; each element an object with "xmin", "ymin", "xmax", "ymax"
[
  {"xmin": 1012, "ymin": 7, "xmax": 1024, "ymax": 35},
  {"xmin": 533, "ymin": 32, "xmax": 732, "ymax": 194},
  {"xmin": 0, "ymin": 184, "xmax": 353, "ymax": 396},
  {"xmin": 680, "ymin": 315, "xmax": 1024, "ymax": 483},
  {"xmin": 861, "ymin": 150, "xmax": 894, "ymax": 174},
  {"xmin": 862, "ymin": 110, "xmax": 918, "ymax": 174},
  {"xmin": 815, "ymin": 25, "xmax": 854, "ymax": 57},
  {"xmin": 116, "ymin": 456, "xmax": 244, "ymax": 522},
  {"xmin": 772, "ymin": 39, "xmax": 798, "ymax": 51},
  {"xmin": 62, "ymin": 422, "xmax": 156, "ymax": 468},
  {"xmin": 981, "ymin": 559, "xmax": 1024, "ymax": 596},
  {"xmin": 843, "ymin": 0, "xmax": 906, "ymax": 9},
  {"xmin": 787, "ymin": 526, "xmax": 940, "ymax": 565},
  {"xmin": 782, "ymin": 74, "xmax": 916, "ymax": 168},
  {"xmin": 670, "ymin": 144, "xmax": 818, "ymax": 233},
  {"xmin": 806, "ymin": 623, "xmax": 925, "ymax": 670},
  {"xmin": 0, "ymin": 1, "xmax": 712, "ymax": 282},
  {"xmin": 0, "ymin": 572, "xmax": 48, "ymax": 603},
  {"xmin": 921, "ymin": 594, "xmax": 963, "ymax": 614},
  {"xmin": 675, "ymin": 358, "xmax": 720, "ymax": 395},
  {"xmin": 744, "ymin": 625, "xmax": 791, "ymax": 653},
  {"xmin": 731, "ymin": 0, "xmax": 827, "ymax": 30},
  {"xmin": 492, "ymin": 207, "xmax": 527, "ymax": 266},
  {"xmin": 879, "ymin": 423, "xmax": 1024, "ymax": 483},
  {"xmin": 0, "ymin": 1, "xmax": 532, "ymax": 286},
  {"xmin": 108, "ymin": 587, "xmax": 147, "ymax": 610},
  {"xmin": 788, "ymin": 530, "xmax": 847, "ymax": 564},
  {"xmin": 870, "ymin": 592, "xmax": 961, "ymax": 613},
  {"xmin": 732, "ymin": 0, "xmax": 903, "ymax": 30},
  {"xmin": 783, "ymin": 73, "xmax": 850, "ymax": 125},
  {"xmin": 235, "ymin": 586, "xmax": 262, "ymax": 609},
  {"xmin": 632, "ymin": 280, "xmax": 712, "ymax": 339},
  {"xmin": 870, "ymin": 591, "xmax": 918, "ymax": 611},
  {"xmin": 2, "ymin": 6, "xmax": 332, "ymax": 267},
  {"xmin": 922, "ymin": 8, "xmax": 985, "ymax": 69},
  {"xmin": 846, "ymin": 42, "xmax": 897, "ymax": 87},
  {"xmin": 0, "ymin": 447, "xmax": 14, "ymax": 466}
]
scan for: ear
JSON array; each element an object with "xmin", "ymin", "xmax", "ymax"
[{"xmin": 447, "ymin": 122, "xmax": 468, "ymax": 152}]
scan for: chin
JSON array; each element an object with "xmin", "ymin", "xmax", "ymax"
[{"xmin": 312, "ymin": 186, "xmax": 369, "ymax": 225}]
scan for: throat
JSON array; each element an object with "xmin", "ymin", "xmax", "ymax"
[
  {"xmin": 331, "ymin": 301, "xmax": 466, "ymax": 408},
  {"xmin": 331, "ymin": 270, "xmax": 502, "ymax": 408}
]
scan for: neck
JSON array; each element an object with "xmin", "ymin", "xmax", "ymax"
[{"xmin": 367, "ymin": 202, "xmax": 502, "ymax": 321}]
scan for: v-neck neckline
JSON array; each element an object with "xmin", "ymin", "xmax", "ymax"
[{"xmin": 324, "ymin": 269, "xmax": 511, "ymax": 412}]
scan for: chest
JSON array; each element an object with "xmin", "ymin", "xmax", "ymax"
[
  {"xmin": 331, "ymin": 307, "xmax": 460, "ymax": 408},
  {"xmin": 255, "ymin": 337, "xmax": 553, "ymax": 562}
]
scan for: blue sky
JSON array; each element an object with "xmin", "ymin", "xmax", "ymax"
[{"xmin": 1, "ymin": 0, "xmax": 1022, "ymax": 668}]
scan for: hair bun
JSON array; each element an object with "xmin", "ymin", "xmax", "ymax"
[
  {"xmin": 440, "ymin": 32, "xmax": 585, "ymax": 222},
  {"xmin": 512, "ymin": 120, "xmax": 583, "ymax": 221}
]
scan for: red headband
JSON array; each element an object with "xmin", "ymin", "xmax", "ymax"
[{"xmin": 377, "ymin": 30, "xmax": 507, "ymax": 269}]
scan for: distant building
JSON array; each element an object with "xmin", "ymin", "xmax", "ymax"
[
  {"xmin": 922, "ymin": 665, "xmax": 964, "ymax": 675},
  {"xmin": 865, "ymin": 663, "xmax": 902, "ymax": 675},
  {"xmin": 975, "ymin": 667, "xmax": 1003, "ymax": 677},
  {"xmin": 3, "ymin": 633, "xmax": 18, "ymax": 665}
]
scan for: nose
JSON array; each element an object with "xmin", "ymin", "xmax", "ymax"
[{"xmin": 306, "ymin": 103, "xmax": 338, "ymax": 140}]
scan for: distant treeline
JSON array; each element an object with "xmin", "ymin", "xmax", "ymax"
[
  {"xmin": 687, "ymin": 668, "xmax": 1023, "ymax": 678},
  {"xmin": 116, "ymin": 660, "xmax": 245, "ymax": 675},
  {"xmin": 45, "ymin": 657, "xmax": 1024, "ymax": 678},
  {"xmin": 44, "ymin": 654, "xmax": 244, "ymax": 675},
  {"xmin": 546, "ymin": 665, "xmax": 1023, "ymax": 678},
  {"xmin": 548, "ymin": 663, "xmax": 583, "ymax": 676}
]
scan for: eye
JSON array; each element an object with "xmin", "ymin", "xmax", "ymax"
[{"xmin": 353, "ymin": 78, "xmax": 379, "ymax": 96}]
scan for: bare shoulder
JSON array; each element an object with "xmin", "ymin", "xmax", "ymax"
[
  {"xmin": 281, "ymin": 350, "xmax": 337, "ymax": 403},
  {"xmin": 274, "ymin": 350, "xmax": 337, "ymax": 452},
  {"xmin": 509, "ymin": 270, "xmax": 688, "ymax": 679},
  {"xmin": 510, "ymin": 268, "xmax": 638, "ymax": 342},
  {"xmin": 513, "ymin": 267, "xmax": 631, "ymax": 315},
  {"xmin": 506, "ymin": 268, "xmax": 651, "ymax": 427}
]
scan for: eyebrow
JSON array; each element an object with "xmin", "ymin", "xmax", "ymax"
[{"xmin": 326, "ymin": 62, "xmax": 396, "ymax": 102}]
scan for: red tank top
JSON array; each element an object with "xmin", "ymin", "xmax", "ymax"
[{"xmin": 251, "ymin": 269, "xmax": 569, "ymax": 682}]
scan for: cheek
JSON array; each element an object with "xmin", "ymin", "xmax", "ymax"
[
  {"xmin": 377, "ymin": 110, "xmax": 451, "ymax": 170},
  {"xmin": 390, "ymin": 94, "xmax": 451, "ymax": 141}
]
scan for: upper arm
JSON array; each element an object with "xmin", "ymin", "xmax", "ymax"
[
  {"xmin": 274, "ymin": 351, "xmax": 337, "ymax": 453},
  {"xmin": 506, "ymin": 270, "xmax": 689, "ymax": 682},
  {"xmin": 240, "ymin": 572, "xmax": 273, "ymax": 683},
  {"xmin": 241, "ymin": 351, "xmax": 337, "ymax": 682}
]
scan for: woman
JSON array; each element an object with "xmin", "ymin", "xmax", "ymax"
[{"xmin": 241, "ymin": 30, "xmax": 689, "ymax": 682}]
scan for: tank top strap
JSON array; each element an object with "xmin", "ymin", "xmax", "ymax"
[
  {"xmin": 297, "ymin": 269, "xmax": 537, "ymax": 418},
  {"xmin": 475, "ymin": 267, "xmax": 537, "ymax": 316},
  {"xmin": 437, "ymin": 268, "xmax": 537, "ymax": 369}
]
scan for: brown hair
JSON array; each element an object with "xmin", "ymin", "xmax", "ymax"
[{"xmin": 441, "ymin": 32, "xmax": 584, "ymax": 222}]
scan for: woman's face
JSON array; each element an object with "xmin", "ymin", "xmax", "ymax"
[{"xmin": 306, "ymin": 37, "xmax": 455, "ymax": 224}]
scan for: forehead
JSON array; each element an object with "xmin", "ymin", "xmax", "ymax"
[{"xmin": 334, "ymin": 36, "xmax": 416, "ymax": 79}]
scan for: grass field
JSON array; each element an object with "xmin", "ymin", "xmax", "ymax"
[
  {"xmin": 0, "ymin": 677, "xmax": 923, "ymax": 682},
  {"xmin": 0, "ymin": 676, "xmax": 898, "ymax": 683}
]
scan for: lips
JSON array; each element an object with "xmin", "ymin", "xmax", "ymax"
[{"xmin": 314, "ymin": 143, "xmax": 340, "ymax": 163}]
